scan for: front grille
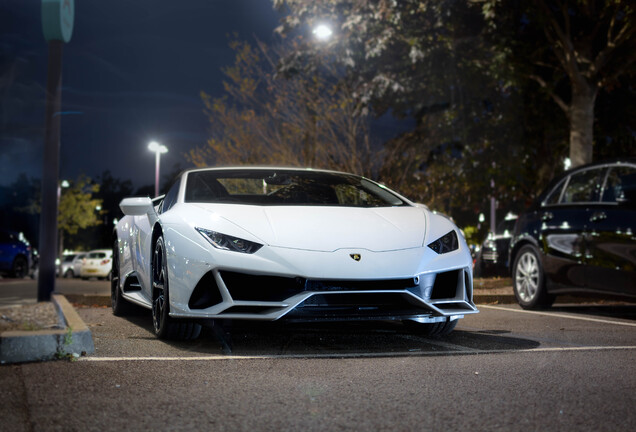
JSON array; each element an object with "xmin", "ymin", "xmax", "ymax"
[
  {"xmin": 220, "ymin": 271, "xmax": 304, "ymax": 302},
  {"xmin": 482, "ymin": 252, "xmax": 498, "ymax": 261},
  {"xmin": 220, "ymin": 271, "xmax": 419, "ymax": 302},
  {"xmin": 305, "ymin": 278, "xmax": 417, "ymax": 291},
  {"xmin": 288, "ymin": 293, "xmax": 428, "ymax": 319}
]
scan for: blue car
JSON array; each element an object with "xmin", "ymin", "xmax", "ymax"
[{"xmin": 0, "ymin": 230, "xmax": 32, "ymax": 278}]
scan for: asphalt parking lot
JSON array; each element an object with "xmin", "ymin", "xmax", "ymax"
[
  {"xmin": 77, "ymin": 300, "xmax": 636, "ymax": 359},
  {"xmin": 1, "ymin": 278, "xmax": 635, "ymax": 431}
]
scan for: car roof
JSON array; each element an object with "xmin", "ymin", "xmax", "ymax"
[
  {"xmin": 535, "ymin": 158, "xmax": 636, "ymax": 205},
  {"xmin": 181, "ymin": 166, "xmax": 363, "ymax": 178}
]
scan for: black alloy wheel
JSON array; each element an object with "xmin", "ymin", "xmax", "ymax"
[{"xmin": 151, "ymin": 235, "xmax": 201, "ymax": 340}]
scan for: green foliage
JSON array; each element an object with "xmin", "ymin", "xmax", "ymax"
[
  {"xmin": 25, "ymin": 175, "xmax": 103, "ymax": 253},
  {"xmin": 58, "ymin": 176, "xmax": 102, "ymax": 236},
  {"xmin": 462, "ymin": 225, "xmax": 480, "ymax": 247}
]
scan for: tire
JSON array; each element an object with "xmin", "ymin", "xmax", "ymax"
[
  {"xmin": 405, "ymin": 318, "xmax": 458, "ymax": 337},
  {"xmin": 111, "ymin": 239, "xmax": 131, "ymax": 316},
  {"xmin": 64, "ymin": 269, "xmax": 74, "ymax": 278},
  {"xmin": 512, "ymin": 245, "xmax": 554, "ymax": 309},
  {"xmin": 152, "ymin": 236, "xmax": 201, "ymax": 340},
  {"xmin": 11, "ymin": 255, "xmax": 28, "ymax": 278}
]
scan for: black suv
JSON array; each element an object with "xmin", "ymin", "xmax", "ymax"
[{"xmin": 509, "ymin": 159, "xmax": 636, "ymax": 308}]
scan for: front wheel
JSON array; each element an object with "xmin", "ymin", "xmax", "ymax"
[
  {"xmin": 111, "ymin": 239, "xmax": 131, "ymax": 316},
  {"xmin": 152, "ymin": 236, "xmax": 201, "ymax": 340},
  {"xmin": 512, "ymin": 245, "xmax": 554, "ymax": 309}
]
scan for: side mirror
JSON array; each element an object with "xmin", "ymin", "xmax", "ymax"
[{"xmin": 120, "ymin": 197, "xmax": 155, "ymax": 216}]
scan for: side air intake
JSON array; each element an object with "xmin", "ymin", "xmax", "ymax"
[{"xmin": 188, "ymin": 271, "xmax": 223, "ymax": 309}]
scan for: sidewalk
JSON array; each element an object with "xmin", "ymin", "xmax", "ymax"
[{"xmin": 0, "ymin": 294, "xmax": 95, "ymax": 364}]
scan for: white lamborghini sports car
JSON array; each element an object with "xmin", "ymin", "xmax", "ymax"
[{"xmin": 112, "ymin": 167, "xmax": 478, "ymax": 340}]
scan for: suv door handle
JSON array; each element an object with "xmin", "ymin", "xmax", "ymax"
[
  {"xmin": 542, "ymin": 212, "xmax": 553, "ymax": 221},
  {"xmin": 589, "ymin": 212, "xmax": 607, "ymax": 222}
]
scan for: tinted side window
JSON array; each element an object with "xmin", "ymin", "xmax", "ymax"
[
  {"xmin": 602, "ymin": 166, "xmax": 636, "ymax": 203},
  {"xmin": 561, "ymin": 168, "xmax": 604, "ymax": 204},
  {"xmin": 543, "ymin": 179, "xmax": 566, "ymax": 205},
  {"xmin": 160, "ymin": 180, "xmax": 181, "ymax": 213}
]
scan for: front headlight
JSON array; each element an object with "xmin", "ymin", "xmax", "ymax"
[
  {"xmin": 427, "ymin": 230, "xmax": 459, "ymax": 254},
  {"xmin": 196, "ymin": 228, "xmax": 263, "ymax": 254}
]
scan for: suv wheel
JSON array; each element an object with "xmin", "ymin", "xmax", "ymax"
[{"xmin": 512, "ymin": 245, "xmax": 554, "ymax": 309}]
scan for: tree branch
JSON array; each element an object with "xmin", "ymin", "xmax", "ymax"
[{"xmin": 528, "ymin": 73, "xmax": 569, "ymax": 115}]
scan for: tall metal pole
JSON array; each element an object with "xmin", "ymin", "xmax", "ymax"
[
  {"xmin": 154, "ymin": 151, "xmax": 160, "ymax": 197},
  {"xmin": 38, "ymin": 40, "xmax": 63, "ymax": 302}
]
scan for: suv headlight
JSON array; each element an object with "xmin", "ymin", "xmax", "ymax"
[
  {"xmin": 427, "ymin": 230, "xmax": 459, "ymax": 254},
  {"xmin": 196, "ymin": 228, "xmax": 263, "ymax": 254}
]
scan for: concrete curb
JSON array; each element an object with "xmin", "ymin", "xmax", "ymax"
[{"xmin": 0, "ymin": 295, "xmax": 95, "ymax": 364}]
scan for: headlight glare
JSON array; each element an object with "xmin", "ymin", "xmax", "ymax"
[
  {"xmin": 196, "ymin": 228, "xmax": 263, "ymax": 254},
  {"xmin": 427, "ymin": 230, "xmax": 459, "ymax": 254}
]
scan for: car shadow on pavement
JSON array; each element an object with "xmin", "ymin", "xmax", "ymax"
[
  {"xmin": 194, "ymin": 320, "xmax": 541, "ymax": 356},
  {"xmin": 109, "ymin": 306, "xmax": 541, "ymax": 357}
]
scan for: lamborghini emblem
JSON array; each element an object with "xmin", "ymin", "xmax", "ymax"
[{"xmin": 350, "ymin": 253, "xmax": 361, "ymax": 262}]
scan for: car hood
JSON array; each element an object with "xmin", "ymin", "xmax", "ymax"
[{"xmin": 189, "ymin": 204, "xmax": 427, "ymax": 252}]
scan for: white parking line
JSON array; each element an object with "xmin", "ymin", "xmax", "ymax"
[
  {"xmin": 79, "ymin": 345, "xmax": 636, "ymax": 362},
  {"xmin": 480, "ymin": 304, "xmax": 636, "ymax": 327}
]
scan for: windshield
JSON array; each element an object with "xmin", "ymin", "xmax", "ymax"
[{"xmin": 185, "ymin": 170, "xmax": 407, "ymax": 207}]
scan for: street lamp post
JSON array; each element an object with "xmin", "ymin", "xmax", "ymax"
[{"xmin": 148, "ymin": 141, "xmax": 168, "ymax": 197}]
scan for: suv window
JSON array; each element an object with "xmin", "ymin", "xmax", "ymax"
[
  {"xmin": 543, "ymin": 179, "xmax": 566, "ymax": 205},
  {"xmin": 602, "ymin": 166, "xmax": 636, "ymax": 203},
  {"xmin": 561, "ymin": 168, "xmax": 604, "ymax": 204}
]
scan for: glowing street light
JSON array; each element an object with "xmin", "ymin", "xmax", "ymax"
[
  {"xmin": 148, "ymin": 141, "xmax": 168, "ymax": 197},
  {"xmin": 313, "ymin": 24, "xmax": 333, "ymax": 41}
]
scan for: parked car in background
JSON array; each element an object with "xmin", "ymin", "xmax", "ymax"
[
  {"xmin": 80, "ymin": 249, "xmax": 112, "ymax": 280},
  {"xmin": 71, "ymin": 252, "xmax": 87, "ymax": 277},
  {"xmin": 57, "ymin": 252, "xmax": 87, "ymax": 278},
  {"xmin": 473, "ymin": 213, "xmax": 517, "ymax": 278},
  {"xmin": 0, "ymin": 230, "xmax": 32, "ymax": 278},
  {"xmin": 509, "ymin": 159, "xmax": 636, "ymax": 309}
]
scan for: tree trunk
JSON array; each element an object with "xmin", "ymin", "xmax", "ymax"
[{"xmin": 568, "ymin": 84, "xmax": 597, "ymax": 168}]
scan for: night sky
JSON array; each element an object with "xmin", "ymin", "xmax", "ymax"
[{"xmin": 0, "ymin": 0, "xmax": 281, "ymax": 189}]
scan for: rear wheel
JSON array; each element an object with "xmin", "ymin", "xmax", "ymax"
[
  {"xmin": 152, "ymin": 236, "xmax": 201, "ymax": 340},
  {"xmin": 512, "ymin": 245, "xmax": 554, "ymax": 309},
  {"xmin": 111, "ymin": 239, "xmax": 131, "ymax": 316}
]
